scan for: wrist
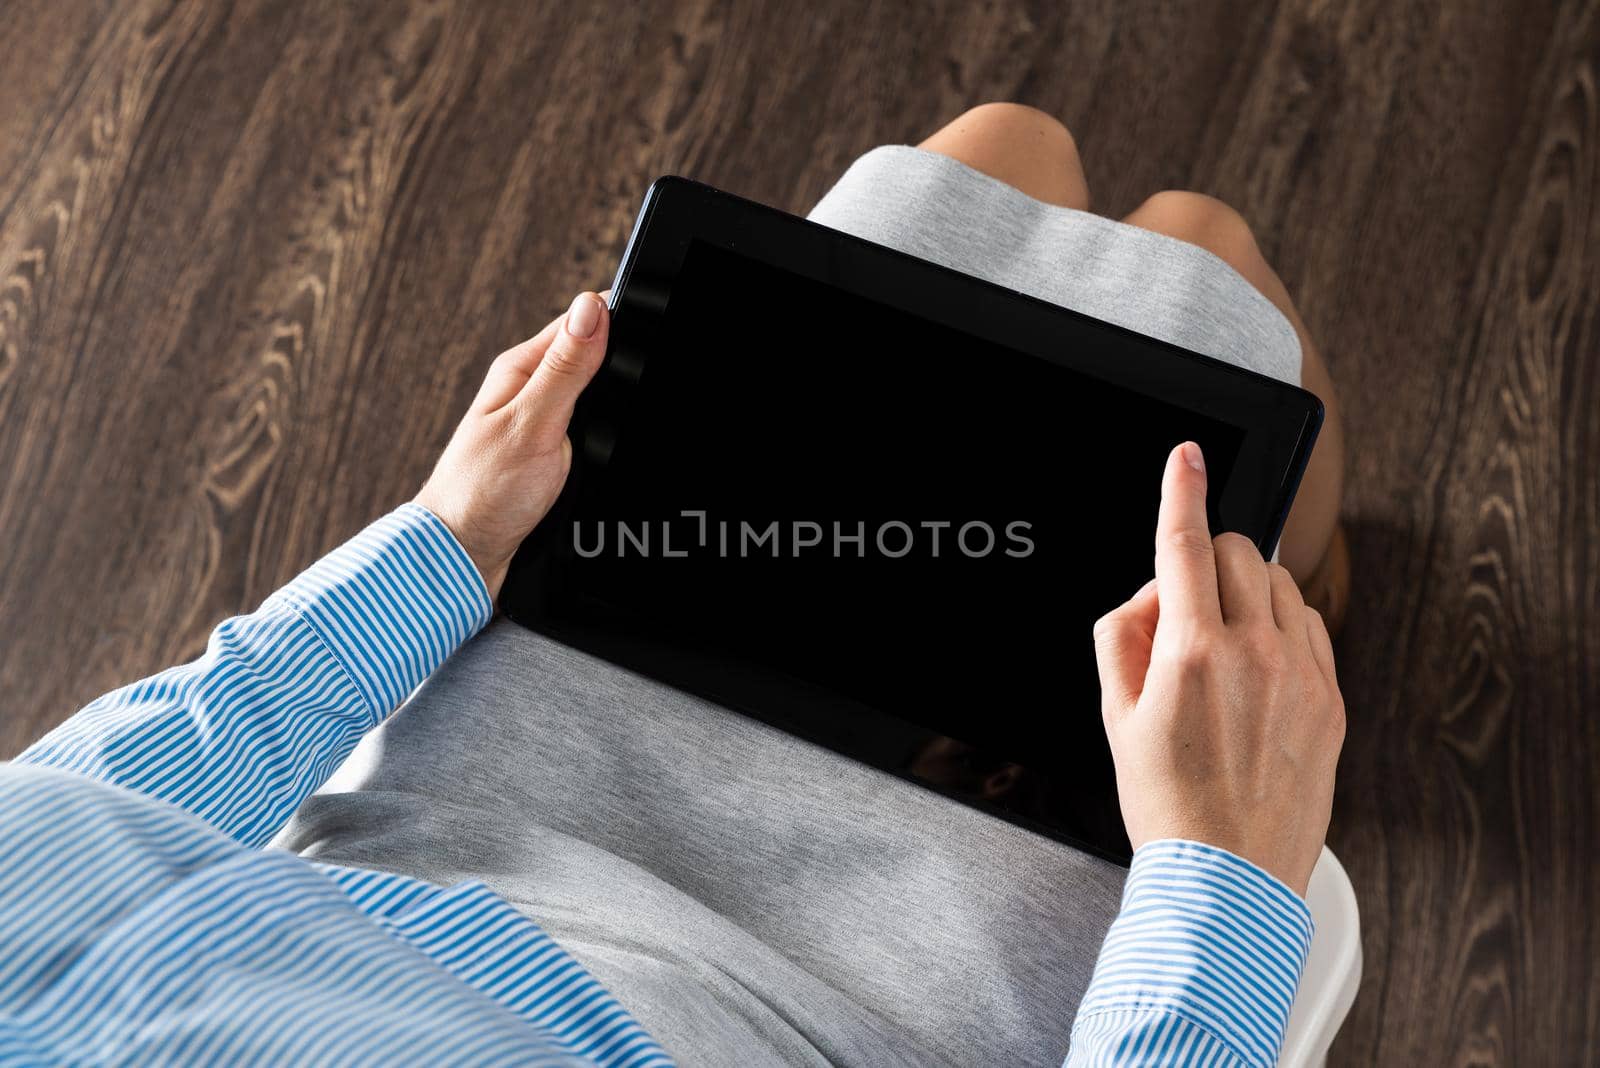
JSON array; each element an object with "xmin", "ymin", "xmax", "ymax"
[
  {"xmin": 1126, "ymin": 801, "xmax": 1324, "ymax": 897},
  {"xmin": 408, "ymin": 494, "xmax": 506, "ymax": 602},
  {"xmin": 474, "ymin": 557, "xmax": 510, "ymax": 602}
]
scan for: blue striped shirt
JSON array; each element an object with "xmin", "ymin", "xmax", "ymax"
[
  {"xmin": 3, "ymin": 504, "xmax": 1311, "ymax": 1066},
  {"xmin": 1066, "ymin": 842, "xmax": 1313, "ymax": 1066}
]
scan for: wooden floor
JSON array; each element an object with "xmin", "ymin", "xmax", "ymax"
[{"xmin": 2, "ymin": 1, "xmax": 1595, "ymax": 1063}]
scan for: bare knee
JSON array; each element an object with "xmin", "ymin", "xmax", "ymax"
[
  {"xmin": 949, "ymin": 103, "xmax": 1078, "ymax": 155},
  {"xmin": 921, "ymin": 102, "xmax": 1087, "ymax": 209},
  {"xmin": 1129, "ymin": 190, "xmax": 1262, "ymax": 268}
]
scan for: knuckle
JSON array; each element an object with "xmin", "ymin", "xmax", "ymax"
[
  {"xmin": 1328, "ymin": 692, "xmax": 1348, "ymax": 734},
  {"xmin": 1214, "ymin": 531, "xmax": 1256, "ymax": 555},
  {"xmin": 1322, "ymin": 710, "xmax": 1347, "ymax": 752},
  {"xmin": 1244, "ymin": 631, "xmax": 1286, "ymax": 673},
  {"xmin": 491, "ymin": 345, "xmax": 526, "ymax": 371},
  {"xmin": 1172, "ymin": 627, "xmax": 1220, "ymax": 674},
  {"xmin": 1215, "ymin": 533, "xmax": 1265, "ymax": 572},
  {"xmin": 1091, "ymin": 613, "xmax": 1119, "ymax": 642},
  {"xmin": 1163, "ymin": 528, "xmax": 1215, "ymax": 559},
  {"xmin": 1268, "ymin": 563, "xmax": 1304, "ymax": 604},
  {"xmin": 1304, "ymin": 603, "xmax": 1329, "ymax": 636},
  {"xmin": 539, "ymin": 341, "xmax": 585, "ymax": 379},
  {"xmin": 506, "ymin": 398, "xmax": 543, "ymax": 438},
  {"xmin": 1244, "ymin": 626, "xmax": 1280, "ymax": 656}
]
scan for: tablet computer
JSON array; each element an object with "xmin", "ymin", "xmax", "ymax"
[{"xmin": 501, "ymin": 176, "xmax": 1322, "ymax": 864}]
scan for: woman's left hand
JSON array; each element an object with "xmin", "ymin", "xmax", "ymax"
[{"xmin": 414, "ymin": 291, "xmax": 609, "ymax": 599}]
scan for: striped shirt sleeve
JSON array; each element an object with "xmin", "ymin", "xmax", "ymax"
[
  {"xmin": 17, "ymin": 504, "xmax": 493, "ymax": 848},
  {"xmin": 1065, "ymin": 839, "xmax": 1315, "ymax": 1067}
]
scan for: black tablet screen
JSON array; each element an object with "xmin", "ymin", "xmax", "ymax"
[{"xmin": 515, "ymin": 236, "xmax": 1256, "ymax": 861}]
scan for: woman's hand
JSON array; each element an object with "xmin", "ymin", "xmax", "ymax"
[
  {"xmin": 414, "ymin": 292, "xmax": 609, "ymax": 599},
  {"xmin": 1092, "ymin": 442, "xmax": 1345, "ymax": 895}
]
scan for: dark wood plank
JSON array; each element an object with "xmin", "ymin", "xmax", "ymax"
[
  {"xmin": 1330, "ymin": 1, "xmax": 1600, "ymax": 1059},
  {"xmin": 0, "ymin": 1, "xmax": 1594, "ymax": 1063},
  {"xmin": 1170, "ymin": 1, "xmax": 1596, "ymax": 1063}
]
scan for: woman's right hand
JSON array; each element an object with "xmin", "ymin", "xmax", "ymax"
[{"xmin": 1091, "ymin": 442, "xmax": 1345, "ymax": 895}]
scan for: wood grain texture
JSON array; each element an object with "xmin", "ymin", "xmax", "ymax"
[{"xmin": 0, "ymin": 1, "xmax": 1594, "ymax": 1063}]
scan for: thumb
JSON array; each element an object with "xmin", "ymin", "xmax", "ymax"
[
  {"xmin": 514, "ymin": 292, "xmax": 609, "ymax": 449},
  {"xmin": 1092, "ymin": 578, "xmax": 1159, "ymax": 714}
]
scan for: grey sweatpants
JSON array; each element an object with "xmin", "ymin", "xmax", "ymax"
[{"xmin": 278, "ymin": 146, "xmax": 1303, "ymax": 1067}]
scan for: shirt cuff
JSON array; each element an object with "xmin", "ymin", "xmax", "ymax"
[
  {"xmin": 265, "ymin": 503, "xmax": 495, "ymax": 720},
  {"xmin": 1073, "ymin": 839, "xmax": 1315, "ymax": 1066}
]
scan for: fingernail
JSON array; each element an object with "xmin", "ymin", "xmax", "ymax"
[
  {"xmin": 565, "ymin": 293, "xmax": 600, "ymax": 339},
  {"xmin": 1182, "ymin": 441, "xmax": 1205, "ymax": 473}
]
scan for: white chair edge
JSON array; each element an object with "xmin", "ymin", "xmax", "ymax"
[{"xmin": 1278, "ymin": 846, "xmax": 1363, "ymax": 1068}]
